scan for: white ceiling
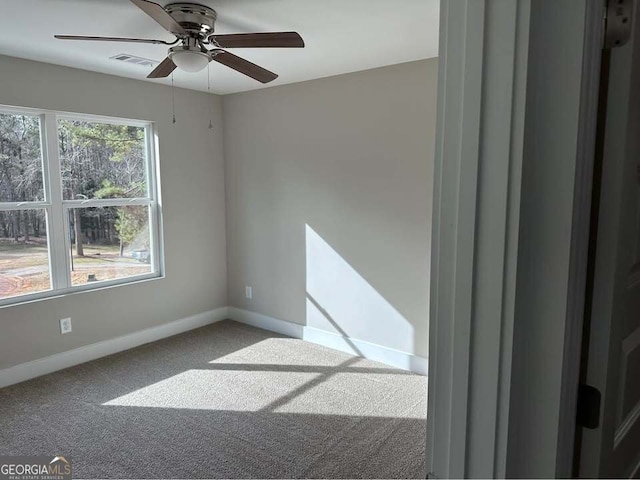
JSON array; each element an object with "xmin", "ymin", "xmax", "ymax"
[{"xmin": 0, "ymin": 0, "xmax": 439, "ymax": 95}]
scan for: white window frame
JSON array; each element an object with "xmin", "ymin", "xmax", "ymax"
[{"xmin": 0, "ymin": 104, "xmax": 164, "ymax": 308}]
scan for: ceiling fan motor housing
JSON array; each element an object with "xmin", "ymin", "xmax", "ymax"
[{"xmin": 165, "ymin": 2, "xmax": 217, "ymax": 36}]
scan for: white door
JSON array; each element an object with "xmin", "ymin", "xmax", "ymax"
[{"xmin": 579, "ymin": 3, "xmax": 640, "ymax": 477}]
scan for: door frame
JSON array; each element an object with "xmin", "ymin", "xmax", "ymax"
[
  {"xmin": 427, "ymin": 0, "xmax": 604, "ymax": 477},
  {"xmin": 427, "ymin": 1, "xmax": 531, "ymax": 477}
]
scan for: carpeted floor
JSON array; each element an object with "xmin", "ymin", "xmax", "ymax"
[{"xmin": 0, "ymin": 320, "xmax": 427, "ymax": 479}]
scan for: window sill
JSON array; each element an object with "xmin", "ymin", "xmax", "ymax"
[{"xmin": 0, "ymin": 273, "xmax": 164, "ymax": 309}]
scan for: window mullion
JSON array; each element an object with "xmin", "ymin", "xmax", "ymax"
[
  {"xmin": 147, "ymin": 124, "xmax": 162, "ymax": 274},
  {"xmin": 62, "ymin": 198, "xmax": 153, "ymax": 208},
  {"xmin": 42, "ymin": 113, "xmax": 71, "ymax": 290},
  {"xmin": 0, "ymin": 202, "xmax": 49, "ymax": 211}
]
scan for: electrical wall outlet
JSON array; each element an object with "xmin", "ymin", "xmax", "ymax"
[
  {"xmin": 60, "ymin": 318, "xmax": 72, "ymax": 335},
  {"xmin": 245, "ymin": 286, "xmax": 253, "ymax": 299}
]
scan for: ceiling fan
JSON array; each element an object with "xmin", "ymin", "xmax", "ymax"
[{"xmin": 55, "ymin": 0, "xmax": 305, "ymax": 83}]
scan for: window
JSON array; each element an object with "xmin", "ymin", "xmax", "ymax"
[{"xmin": 0, "ymin": 106, "xmax": 162, "ymax": 305}]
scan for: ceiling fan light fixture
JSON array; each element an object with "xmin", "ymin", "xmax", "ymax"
[{"xmin": 169, "ymin": 49, "xmax": 209, "ymax": 72}]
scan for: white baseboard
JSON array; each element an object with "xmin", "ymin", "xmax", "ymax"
[
  {"xmin": 302, "ymin": 326, "xmax": 428, "ymax": 375},
  {"xmin": 228, "ymin": 307, "xmax": 427, "ymax": 375},
  {"xmin": 0, "ymin": 306, "xmax": 229, "ymax": 389},
  {"xmin": 1, "ymin": 305, "xmax": 427, "ymax": 389},
  {"xmin": 228, "ymin": 307, "xmax": 304, "ymax": 339}
]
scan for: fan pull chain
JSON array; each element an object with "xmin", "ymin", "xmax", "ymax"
[
  {"xmin": 207, "ymin": 62, "xmax": 214, "ymax": 130},
  {"xmin": 171, "ymin": 73, "xmax": 176, "ymax": 124}
]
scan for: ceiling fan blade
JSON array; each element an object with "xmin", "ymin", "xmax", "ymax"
[
  {"xmin": 147, "ymin": 57, "xmax": 177, "ymax": 78},
  {"xmin": 130, "ymin": 0, "xmax": 185, "ymax": 35},
  {"xmin": 211, "ymin": 32, "xmax": 305, "ymax": 48},
  {"xmin": 212, "ymin": 50, "xmax": 278, "ymax": 83},
  {"xmin": 54, "ymin": 35, "xmax": 172, "ymax": 45}
]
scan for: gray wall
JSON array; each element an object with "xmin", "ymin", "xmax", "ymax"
[
  {"xmin": 223, "ymin": 59, "xmax": 436, "ymax": 357},
  {"xmin": 0, "ymin": 55, "xmax": 227, "ymax": 369}
]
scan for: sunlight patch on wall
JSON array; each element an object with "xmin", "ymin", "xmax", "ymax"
[{"xmin": 305, "ymin": 224, "xmax": 415, "ymax": 354}]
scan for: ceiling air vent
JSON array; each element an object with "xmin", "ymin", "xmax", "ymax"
[{"xmin": 110, "ymin": 53, "xmax": 158, "ymax": 68}]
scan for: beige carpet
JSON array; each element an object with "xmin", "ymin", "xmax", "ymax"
[{"xmin": 0, "ymin": 320, "xmax": 427, "ymax": 479}]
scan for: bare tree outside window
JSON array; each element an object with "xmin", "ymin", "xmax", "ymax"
[
  {"xmin": 0, "ymin": 113, "xmax": 50, "ymax": 300},
  {"xmin": 58, "ymin": 119, "xmax": 147, "ymax": 258},
  {"xmin": 0, "ymin": 113, "xmax": 43, "ymax": 203}
]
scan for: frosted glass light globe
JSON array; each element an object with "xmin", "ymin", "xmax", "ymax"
[{"xmin": 170, "ymin": 50, "xmax": 210, "ymax": 73}]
